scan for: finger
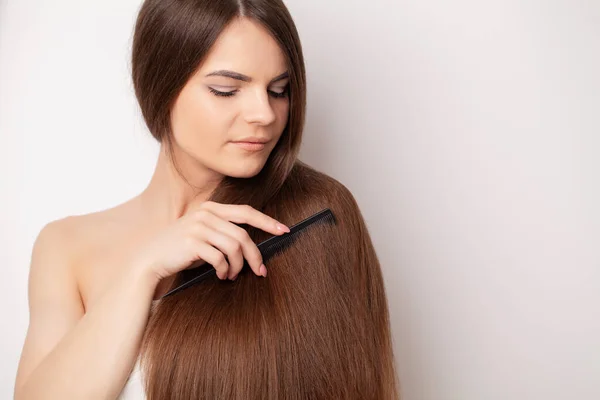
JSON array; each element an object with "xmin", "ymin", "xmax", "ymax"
[
  {"xmin": 192, "ymin": 240, "xmax": 230, "ymax": 280},
  {"xmin": 200, "ymin": 202, "xmax": 290, "ymax": 236},
  {"xmin": 195, "ymin": 210, "xmax": 264, "ymax": 278},
  {"xmin": 195, "ymin": 223, "xmax": 244, "ymax": 280}
]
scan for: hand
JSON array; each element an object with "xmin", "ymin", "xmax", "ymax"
[{"xmin": 130, "ymin": 201, "xmax": 290, "ymax": 284}]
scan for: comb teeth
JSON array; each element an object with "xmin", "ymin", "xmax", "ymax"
[{"xmin": 261, "ymin": 209, "xmax": 336, "ymax": 260}]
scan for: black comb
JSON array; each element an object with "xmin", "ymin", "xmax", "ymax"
[{"xmin": 161, "ymin": 207, "xmax": 336, "ymax": 298}]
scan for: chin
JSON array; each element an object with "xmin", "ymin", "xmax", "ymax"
[{"xmin": 221, "ymin": 161, "xmax": 267, "ymax": 179}]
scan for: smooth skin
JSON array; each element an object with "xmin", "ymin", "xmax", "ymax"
[{"xmin": 14, "ymin": 17, "xmax": 291, "ymax": 399}]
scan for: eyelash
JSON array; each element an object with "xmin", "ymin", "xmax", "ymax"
[{"xmin": 208, "ymin": 86, "xmax": 289, "ymax": 99}]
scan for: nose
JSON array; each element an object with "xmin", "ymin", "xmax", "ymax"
[{"xmin": 243, "ymin": 88, "xmax": 277, "ymax": 126}]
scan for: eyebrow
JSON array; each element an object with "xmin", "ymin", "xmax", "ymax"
[{"xmin": 205, "ymin": 70, "xmax": 289, "ymax": 84}]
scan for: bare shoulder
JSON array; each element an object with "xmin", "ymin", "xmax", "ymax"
[
  {"xmin": 31, "ymin": 216, "xmax": 79, "ymax": 270},
  {"xmin": 35, "ymin": 200, "xmax": 136, "ymax": 255},
  {"xmin": 32, "ymin": 198, "xmax": 141, "ymax": 280}
]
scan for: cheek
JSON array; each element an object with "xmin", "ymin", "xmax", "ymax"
[
  {"xmin": 275, "ymin": 101, "xmax": 290, "ymax": 129},
  {"xmin": 171, "ymin": 90, "xmax": 231, "ymax": 146}
]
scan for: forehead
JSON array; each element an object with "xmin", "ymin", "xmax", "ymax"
[{"xmin": 199, "ymin": 18, "xmax": 287, "ymax": 78}]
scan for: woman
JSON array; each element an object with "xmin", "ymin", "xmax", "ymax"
[{"xmin": 14, "ymin": 0, "xmax": 400, "ymax": 398}]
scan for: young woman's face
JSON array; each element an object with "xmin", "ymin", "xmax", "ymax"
[{"xmin": 169, "ymin": 17, "xmax": 290, "ymax": 179}]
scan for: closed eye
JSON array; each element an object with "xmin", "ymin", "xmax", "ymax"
[{"xmin": 208, "ymin": 86, "xmax": 289, "ymax": 99}]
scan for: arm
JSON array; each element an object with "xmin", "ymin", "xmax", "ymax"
[{"xmin": 14, "ymin": 220, "xmax": 158, "ymax": 400}]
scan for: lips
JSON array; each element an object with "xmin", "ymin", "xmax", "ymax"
[
  {"xmin": 231, "ymin": 137, "xmax": 269, "ymax": 144},
  {"xmin": 231, "ymin": 141, "xmax": 266, "ymax": 151}
]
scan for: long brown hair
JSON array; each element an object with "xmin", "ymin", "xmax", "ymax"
[{"xmin": 131, "ymin": 0, "xmax": 400, "ymax": 398}]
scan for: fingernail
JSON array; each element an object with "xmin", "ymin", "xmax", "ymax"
[
  {"xmin": 259, "ymin": 264, "xmax": 267, "ymax": 277},
  {"xmin": 231, "ymin": 274, "xmax": 238, "ymax": 281},
  {"xmin": 277, "ymin": 223, "xmax": 290, "ymax": 233}
]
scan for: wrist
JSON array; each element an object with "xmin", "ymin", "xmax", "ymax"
[{"xmin": 125, "ymin": 259, "xmax": 161, "ymax": 292}]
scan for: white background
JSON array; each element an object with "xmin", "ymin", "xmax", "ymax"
[{"xmin": 1, "ymin": 1, "xmax": 599, "ymax": 399}]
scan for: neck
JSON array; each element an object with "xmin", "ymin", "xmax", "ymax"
[{"xmin": 138, "ymin": 143, "xmax": 224, "ymax": 224}]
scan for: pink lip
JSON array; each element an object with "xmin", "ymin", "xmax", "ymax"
[{"xmin": 231, "ymin": 141, "xmax": 266, "ymax": 151}]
